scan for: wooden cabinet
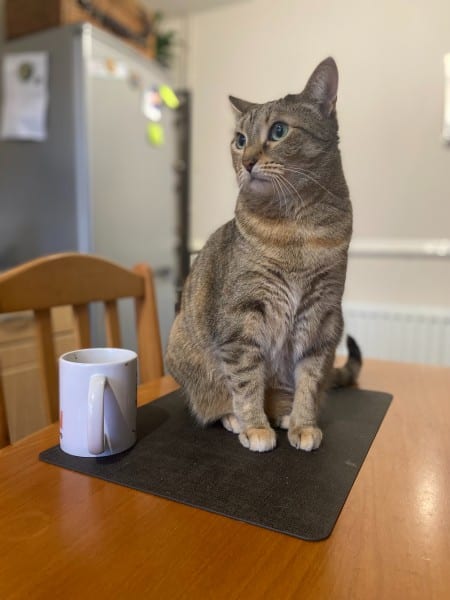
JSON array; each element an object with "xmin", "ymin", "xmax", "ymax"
[{"xmin": 0, "ymin": 306, "xmax": 76, "ymax": 442}]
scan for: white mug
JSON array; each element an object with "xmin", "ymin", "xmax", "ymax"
[{"xmin": 59, "ymin": 348, "xmax": 138, "ymax": 457}]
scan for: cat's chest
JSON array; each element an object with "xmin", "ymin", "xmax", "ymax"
[
  {"xmin": 257, "ymin": 275, "xmax": 298, "ymax": 377},
  {"xmin": 258, "ymin": 270, "xmax": 303, "ymax": 335},
  {"xmin": 235, "ymin": 262, "xmax": 317, "ymax": 330}
]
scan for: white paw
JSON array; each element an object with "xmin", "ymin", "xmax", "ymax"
[
  {"xmin": 288, "ymin": 426, "xmax": 322, "ymax": 451},
  {"xmin": 279, "ymin": 415, "xmax": 290, "ymax": 430},
  {"xmin": 239, "ymin": 427, "xmax": 277, "ymax": 452},
  {"xmin": 221, "ymin": 413, "xmax": 242, "ymax": 434}
]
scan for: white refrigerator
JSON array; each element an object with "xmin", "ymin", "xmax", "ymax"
[{"xmin": 0, "ymin": 23, "xmax": 177, "ymax": 352}]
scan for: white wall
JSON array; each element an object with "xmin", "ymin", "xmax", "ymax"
[
  {"xmin": 1, "ymin": 1, "xmax": 448, "ymax": 308},
  {"xmin": 183, "ymin": 0, "xmax": 450, "ymax": 306}
]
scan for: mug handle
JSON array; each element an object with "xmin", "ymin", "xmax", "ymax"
[{"xmin": 87, "ymin": 374, "xmax": 106, "ymax": 455}]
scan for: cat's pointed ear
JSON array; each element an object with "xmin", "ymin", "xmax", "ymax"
[
  {"xmin": 229, "ymin": 95, "xmax": 257, "ymax": 116},
  {"xmin": 303, "ymin": 57, "xmax": 338, "ymax": 117}
]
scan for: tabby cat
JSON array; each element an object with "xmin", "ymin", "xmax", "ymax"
[{"xmin": 166, "ymin": 57, "xmax": 361, "ymax": 452}]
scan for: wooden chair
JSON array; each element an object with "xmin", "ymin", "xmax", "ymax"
[{"xmin": 0, "ymin": 252, "xmax": 164, "ymax": 447}]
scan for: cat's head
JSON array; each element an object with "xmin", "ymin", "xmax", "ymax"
[{"xmin": 229, "ymin": 57, "xmax": 342, "ymax": 213}]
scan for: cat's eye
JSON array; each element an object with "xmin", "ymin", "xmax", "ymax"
[
  {"xmin": 235, "ymin": 132, "xmax": 246, "ymax": 149},
  {"xmin": 268, "ymin": 122, "xmax": 289, "ymax": 141}
]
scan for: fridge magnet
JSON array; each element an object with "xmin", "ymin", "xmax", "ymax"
[
  {"xmin": 141, "ymin": 87, "xmax": 162, "ymax": 122},
  {"xmin": 105, "ymin": 58, "xmax": 128, "ymax": 79},
  {"xmin": 159, "ymin": 84, "xmax": 179, "ymax": 109},
  {"xmin": 142, "ymin": 85, "xmax": 179, "ymax": 147},
  {"xmin": 147, "ymin": 121, "xmax": 164, "ymax": 147},
  {"xmin": 88, "ymin": 58, "xmax": 129, "ymax": 80}
]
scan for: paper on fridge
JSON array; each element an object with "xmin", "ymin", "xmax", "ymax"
[{"xmin": 1, "ymin": 52, "xmax": 49, "ymax": 141}]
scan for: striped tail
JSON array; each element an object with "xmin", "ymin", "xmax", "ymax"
[{"xmin": 330, "ymin": 335, "xmax": 362, "ymax": 388}]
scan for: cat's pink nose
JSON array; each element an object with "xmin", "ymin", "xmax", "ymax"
[{"xmin": 243, "ymin": 158, "xmax": 257, "ymax": 173}]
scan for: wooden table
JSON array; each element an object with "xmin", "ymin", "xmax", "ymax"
[{"xmin": 1, "ymin": 360, "xmax": 449, "ymax": 599}]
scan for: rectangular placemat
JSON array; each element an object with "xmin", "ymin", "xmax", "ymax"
[{"xmin": 40, "ymin": 387, "xmax": 392, "ymax": 541}]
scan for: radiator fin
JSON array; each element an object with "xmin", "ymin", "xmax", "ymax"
[{"xmin": 339, "ymin": 303, "xmax": 450, "ymax": 366}]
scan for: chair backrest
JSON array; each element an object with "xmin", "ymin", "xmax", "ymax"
[{"xmin": 0, "ymin": 253, "xmax": 164, "ymax": 447}]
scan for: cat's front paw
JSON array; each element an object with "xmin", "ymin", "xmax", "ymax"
[
  {"xmin": 288, "ymin": 426, "xmax": 322, "ymax": 451},
  {"xmin": 239, "ymin": 427, "xmax": 277, "ymax": 452},
  {"xmin": 221, "ymin": 413, "xmax": 242, "ymax": 434}
]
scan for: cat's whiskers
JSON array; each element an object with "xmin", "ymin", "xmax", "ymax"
[
  {"xmin": 282, "ymin": 166, "xmax": 342, "ymax": 202},
  {"xmin": 274, "ymin": 173, "xmax": 305, "ymax": 206},
  {"xmin": 259, "ymin": 165, "xmax": 292, "ymax": 216},
  {"xmin": 274, "ymin": 176, "xmax": 290, "ymax": 218},
  {"xmin": 270, "ymin": 178, "xmax": 284, "ymax": 217},
  {"xmin": 270, "ymin": 175, "xmax": 293, "ymax": 218},
  {"xmin": 268, "ymin": 173, "xmax": 285, "ymax": 216}
]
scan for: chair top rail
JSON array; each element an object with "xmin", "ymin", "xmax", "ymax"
[{"xmin": 0, "ymin": 253, "xmax": 145, "ymax": 313}]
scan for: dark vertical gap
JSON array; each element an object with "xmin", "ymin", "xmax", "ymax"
[{"xmin": 174, "ymin": 89, "xmax": 191, "ymax": 313}]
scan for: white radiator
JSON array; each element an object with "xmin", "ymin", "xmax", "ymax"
[{"xmin": 339, "ymin": 303, "xmax": 450, "ymax": 366}]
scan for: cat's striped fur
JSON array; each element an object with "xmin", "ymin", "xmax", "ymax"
[{"xmin": 166, "ymin": 57, "xmax": 361, "ymax": 452}]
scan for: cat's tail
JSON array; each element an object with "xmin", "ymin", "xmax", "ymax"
[{"xmin": 329, "ymin": 335, "xmax": 362, "ymax": 388}]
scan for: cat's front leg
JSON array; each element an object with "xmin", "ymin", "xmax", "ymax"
[
  {"xmin": 288, "ymin": 352, "xmax": 333, "ymax": 451},
  {"xmin": 220, "ymin": 339, "xmax": 276, "ymax": 452}
]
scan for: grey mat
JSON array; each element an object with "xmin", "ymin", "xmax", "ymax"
[{"xmin": 40, "ymin": 387, "xmax": 392, "ymax": 541}]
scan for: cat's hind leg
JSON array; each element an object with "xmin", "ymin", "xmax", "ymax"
[
  {"xmin": 179, "ymin": 360, "xmax": 233, "ymax": 425},
  {"xmin": 166, "ymin": 315, "xmax": 233, "ymax": 424}
]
